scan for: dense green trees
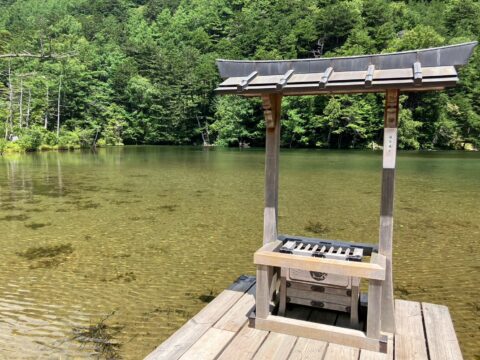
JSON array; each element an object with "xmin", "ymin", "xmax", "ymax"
[{"xmin": 0, "ymin": 0, "xmax": 478, "ymax": 151}]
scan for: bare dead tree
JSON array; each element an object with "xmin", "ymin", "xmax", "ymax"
[
  {"xmin": 44, "ymin": 84, "xmax": 49, "ymax": 129},
  {"xmin": 18, "ymin": 78, "xmax": 23, "ymax": 128},
  {"xmin": 6, "ymin": 61, "xmax": 13, "ymax": 139},
  {"xmin": 26, "ymin": 88, "xmax": 31, "ymax": 128},
  {"xmin": 0, "ymin": 52, "xmax": 77, "ymax": 59},
  {"xmin": 56, "ymin": 76, "xmax": 62, "ymax": 137}
]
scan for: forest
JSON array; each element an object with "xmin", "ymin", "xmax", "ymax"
[{"xmin": 0, "ymin": 0, "xmax": 479, "ymax": 152}]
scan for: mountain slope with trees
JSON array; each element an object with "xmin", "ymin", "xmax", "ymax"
[{"xmin": 0, "ymin": 0, "xmax": 479, "ymax": 151}]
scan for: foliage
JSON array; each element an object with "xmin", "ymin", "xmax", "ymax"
[{"xmin": 0, "ymin": 0, "xmax": 478, "ymax": 150}]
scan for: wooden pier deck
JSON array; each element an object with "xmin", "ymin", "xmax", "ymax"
[{"xmin": 145, "ymin": 275, "xmax": 463, "ymax": 360}]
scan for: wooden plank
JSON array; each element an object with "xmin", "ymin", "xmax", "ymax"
[
  {"xmin": 254, "ymin": 250, "xmax": 385, "ymax": 280},
  {"xmin": 217, "ymin": 322, "xmax": 268, "ymax": 360},
  {"xmin": 288, "ymin": 337, "xmax": 328, "ymax": 360},
  {"xmin": 373, "ymin": 68, "xmax": 413, "ymax": 80},
  {"xmin": 330, "ymin": 70, "xmax": 367, "ymax": 82},
  {"xmin": 422, "ymin": 302, "xmax": 463, "ymax": 360},
  {"xmin": 324, "ymin": 344, "xmax": 360, "ymax": 360},
  {"xmin": 255, "ymin": 315, "xmax": 387, "ymax": 352},
  {"xmin": 360, "ymin": 334, "xmax": 394, "ymax": 360},
  {"xmin": 214, "ymin": 285, "xmax": 256, "ymax": 332},
  {"xmin": 179, "ymin": 327, "xmax": 235, "ymax": 360},
  {"xmin": 286, "ymin": 288, "xmax": 352, "ymax": 306},
  {"xmin": 256, "ymin": 265, "xmax": 270, "ymax": 319},
  {"xmin": 394, "ymin": 300, "xmax": 428, "ymax": 360},
  {"xmin": 367, "ymin": 253, "xmax": 385, "ymax": 339},
  {"xmin": 262, "ymin": 94, "xmax": 281, "ymax": 243},
  {"xmin": 378, "ymin": 88, "xmax": 399, "ymax": 335},
  {"xmin": 252, "ymin": 332, "xmax": 297, "ymax": 360},
  {"xmin": 422, "ymin": 66, "xmax": 457, "ymax": 77},
  {"xmin": 144, "ymin": 276, "xmax": 254, "ymax": 360}
]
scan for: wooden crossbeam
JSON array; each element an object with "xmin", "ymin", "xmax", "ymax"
[
  {"xmin": 413, "ymin": 61, "xmax": 422, "ymax": 85},
  {"xmin": 319, "ymin": 67, "xmax": 333, "ymax": 88},
  {"xmin": 365, "ymin": 65, "xmax": 375, "ymax": 87},
  {"xmin": 276, "ymin": 69, "xmax": 295, "ymax": 90},
  {"xmin": 237, "ymin": 71, "xmax": 258, "ymax": 91}
]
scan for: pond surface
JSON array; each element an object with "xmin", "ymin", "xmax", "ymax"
[{"xmin": 0, "ymin": 146, "xmax": 479, "ymax": 359}]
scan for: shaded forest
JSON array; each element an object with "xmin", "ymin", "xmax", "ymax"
[{"xmin": 0, "ymin": 0, "xmax": 479, "ymax": 151}]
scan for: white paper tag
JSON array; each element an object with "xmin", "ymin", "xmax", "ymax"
[{"xmin": 383, "ymin": 128, "xmax": 397, "ymax": 169}]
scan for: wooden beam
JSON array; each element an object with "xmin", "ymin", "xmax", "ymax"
[
  {"xmin": 262, "ymin": 94, "xmax": 282, "ymax": 244},
  {"xmin": 365, "ymin": 65, "xmax": 375, "ymax": 87},
  {"xmin": 255, "ymin": 314, "xmax": 388, "ymax": 353},
  {"xmin": 237, "ymin": 71, "xmax": 258, "ymax": 91},
  {"xmin": 254, "ymin": 248, "xmax": 385, "ymax": 280},
  {"xmin": 319, "ymin": 67, "xmax": 333, "ymax": 88},
  {"xmin": 367, "ymin": 253, "xmax": 385, "ymax": 339},
  {"xmin": 413, "ymin": 62, "xmax": 422, "ymax": 86},
  {"xmin": 378, "ymin": 89, "xmax": 399, "ymax": 334},
  {"xmin": 276, "ymin": 69, "xmax": 295, "ymax": 90}
]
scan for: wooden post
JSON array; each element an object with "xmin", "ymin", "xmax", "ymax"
[
  {"xmin": 262, "ymin": 94, "xmax": 282, "ymax": 244},
  {"xmin": 256, "ymin": 94, "xmax": 282, "ymax": 320},
  {"xmin": 378, "ymin": 89, "xmax": 399, "ymax": 334}
]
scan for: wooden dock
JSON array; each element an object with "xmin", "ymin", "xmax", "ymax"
[{"xmin": 145, "ymin": 275, "xmax": 463, "ymax": 360}]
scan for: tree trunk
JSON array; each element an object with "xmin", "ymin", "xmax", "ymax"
[
  {"xmin": 18, "ymin": 79, "xmax": 23, "ymax": 128},
  {"xmin": 26, "ymin": 88, "xmax": 31, "ymax": 128},
  {"xmin": 6, "ymin": 62, "xmax": 13, "ymax": 139},
  {"xmin": 44, "ymin": 85, "xmax": 49, "ymax": 129},
  {"xmin": 56, "ymin": 77, "xmax": 62, "ymax": 137}
]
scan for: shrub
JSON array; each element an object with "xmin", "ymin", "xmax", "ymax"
[
  {"xmin": 0, "ymin": 138, "xmax": 6, "ymax": 155},
  {"xmin": 18, "ymin": 126, "xmax": 43, "ymax": 151}
]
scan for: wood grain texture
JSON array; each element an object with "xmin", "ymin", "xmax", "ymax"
[
  {"xmin": 214, "ymin": 284, "xmax": 256, "ymax": 332},
  {"xmin": 217, "ymin": 322, "xmax": 269, "ymax": 360},
  {"xmin": 178, "ymin": 327, "xmax": 235, "ymax": 360},
  {"xmin": 394, "ymin": 299, "xmax": 428, "ymax": 360},
  {"xmin": 254, "ymin": 251, "xmax": 385, "ymax": 280},
  {"xmin": 324, "ymin": 343, "xmax": 360, "ymax": 360},
  {"xmin": 422, "ymin": 302, "xmax": 463, "ymax": 360},
  {"xmin": 262, "ymin": 94, "xmax": 281, "ymax": 245},
  {"xmin": 255, "ymin": 315, "xmax": 386, "ymax": 352},
  {"xmin": 288, "ymin": 337, "xmax": 328, "ymax": 360},
  {"xmin": 252, "ymin": 332, "xmax": 297, "ymax": 360},
  {"xmin": 144, "ymin": 276, "xmax": 254, "ymax": 360}
]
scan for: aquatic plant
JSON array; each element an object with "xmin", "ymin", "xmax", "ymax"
[
  {"xmin": 198, "ymin": 289, "xmax": 218, "ymax": 303},
  {"xmin": 0, "ymin": 214, "xmax": 30, "ymax": 221},
  {"xmin": 17, "ymin": 243, "xmax": 73, "ymax": 260},
  {"xmin": 24, "ymin": 222, "xmax": 51, "ymax": 230},
  {"xmin": 101, "ymin": 272, "xmax": 136, "ymax": 283},
  {"xmin": 72, "ymin": 312, "xmax": 123, "ymax": 359},
  {"xmin": 304, "ymin": 221, "xmax": 329, "ymax": 235},
  {"xmin": 158, "ymin": 205, "xmax": 178, "ymax": 212}
]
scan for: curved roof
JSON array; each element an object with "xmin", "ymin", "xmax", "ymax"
[{"xmin": 215, "ymin": 42, "xmax": 477, "ymax": 96}]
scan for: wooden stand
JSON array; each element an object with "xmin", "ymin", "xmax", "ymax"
[
  {"xmin": 253, "ymin": 90, "xmax": 400, "ymax": 353},
  {"xmin": 253, "ymin": 241, "xmax": 388, "ymax": 352}
]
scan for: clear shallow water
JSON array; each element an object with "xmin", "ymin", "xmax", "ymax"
[{"xmin": 0, "ymin": 146, "xmax": 479, "ymax": 359}]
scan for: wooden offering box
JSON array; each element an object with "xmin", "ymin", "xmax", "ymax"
[
  {"xmin": 277, "ymin": 236, "xmax": 364, "ymax": 327},
  {"xmin": 254, "ymin": 237, "xmax": 388, "ymax": 352}
]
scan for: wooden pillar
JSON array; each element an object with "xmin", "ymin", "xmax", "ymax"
[
  {"xmin": 379, "ymin": 89, "xmax": 399, "ymax": 334},
  {"xmin": 256, "ymin": 94, "xmax": 282, "ymax": 320},
  {"xmin": 262, "ymin": 94, "xmax": 282, "ymax": 245}
]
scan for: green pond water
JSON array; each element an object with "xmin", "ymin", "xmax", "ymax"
[{"xmin": 0, "ymin": 146, "xmax": 479, "ymax": 359}]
